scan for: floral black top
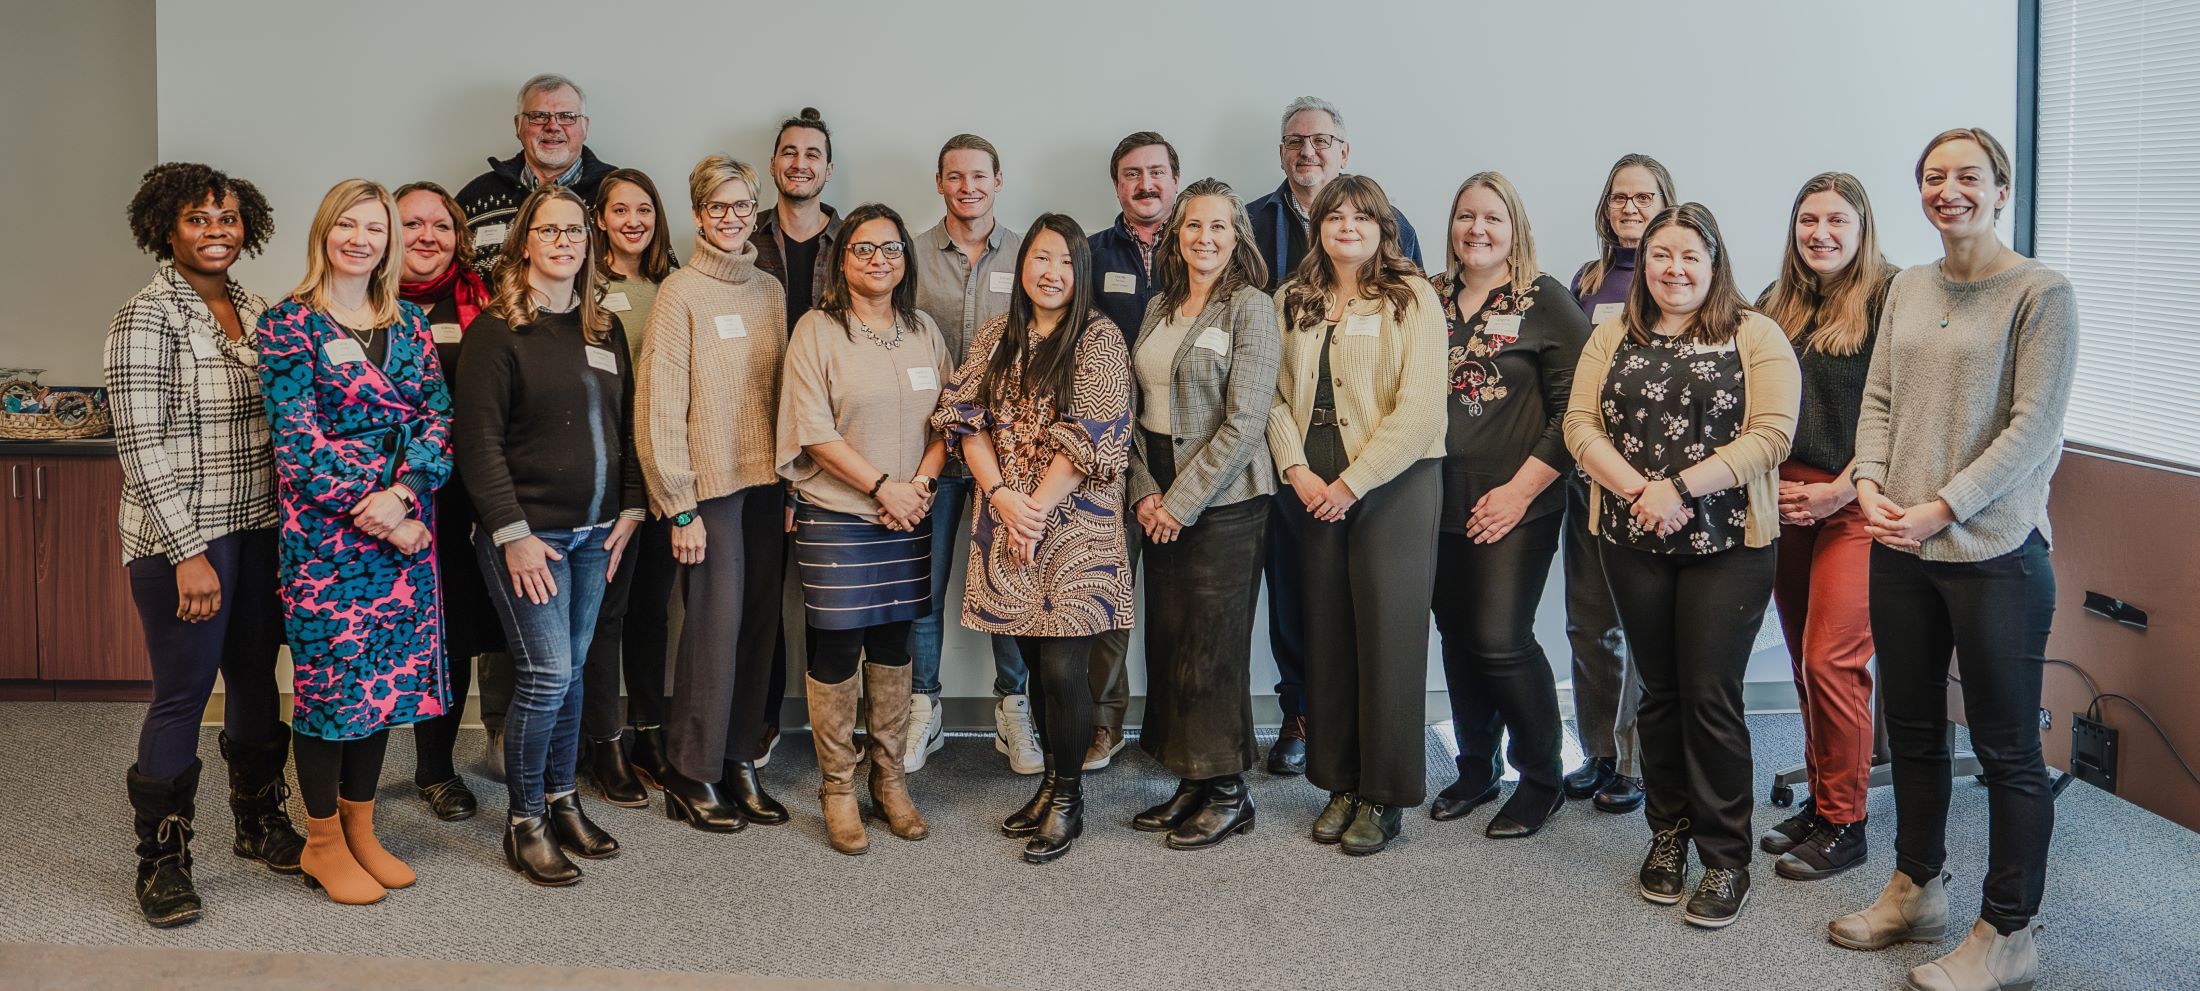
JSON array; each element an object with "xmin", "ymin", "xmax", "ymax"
[
  {"xmin": 1433, "ymin": 273, "xmax": 1589, "ymax": 533},
  {"xmin": 1597, "ymin": 335, "xmax": 1749, "ymax": 555}
]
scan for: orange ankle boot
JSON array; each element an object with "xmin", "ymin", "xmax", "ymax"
[
  {"xmin": 336, "ymin": 798, "xmax": 415, "ymax": 889},
  {"xmin": 300, "ymin": 813, "xmax": 384, "ymax": 905}
]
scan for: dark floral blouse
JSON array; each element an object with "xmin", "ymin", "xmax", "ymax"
[
  {"xmin": 1432, "ymin": 272, "xmax": 1589, "ymax": 534},
  {"xmin": 1597, "ymin": 335, "xmax": 1749, "ymax": 555}
]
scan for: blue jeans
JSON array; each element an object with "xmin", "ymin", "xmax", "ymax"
[
  {"xmin": 477, "ymin": 523, "xmax": 615, "ymax": 818},
  {"xmin": 907, "ymin": 473, "xmax": 1027, "ymax": 697}
]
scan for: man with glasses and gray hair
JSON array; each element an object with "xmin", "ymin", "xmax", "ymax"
[{"xmin": 456, "ymin": 73, "xmax": 621, "ymax": 272}]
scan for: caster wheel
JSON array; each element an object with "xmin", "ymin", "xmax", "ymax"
[{"xmin": 1770, "ymin": 784, "xmax": 1795, "ymax": 808}]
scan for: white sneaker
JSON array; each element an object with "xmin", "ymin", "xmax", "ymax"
[
  {"xmin": 904, "ymin": 694, "xmax": 945, "ymax": 773},
  {"xmin": 994, "ymin": 695, "xmax": 1044, "ymax": 775}
]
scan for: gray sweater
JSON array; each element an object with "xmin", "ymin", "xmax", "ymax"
[{"xmin": 1852, "ymin": 259, "xmax": 2076, "ymax": 562}]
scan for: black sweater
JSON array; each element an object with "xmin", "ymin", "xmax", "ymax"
[
  {"xmin": 454, "ymin": 307, "xmax": 644, "ymax": 543},
  {"xmin": 1434, "ymin": 273, "xmax": 1591, "ymax": 533},
  {"xmin": 1759, "ymin": 272, "xmax": 1895, "ymax": 474}
]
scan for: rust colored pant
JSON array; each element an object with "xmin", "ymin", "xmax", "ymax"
[{"xmin": 1771, "ymin": 461, "xmax": 1877, "ymax": 825}]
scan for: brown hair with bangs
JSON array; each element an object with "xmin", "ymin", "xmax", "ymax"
[
  {"xmin": 1279, "ymin": 175, "xmax": 1422, "ymax": 332},
  {"xmin": 1623, "ymin": 202, "xmax": 1749, "ymax": 347}
]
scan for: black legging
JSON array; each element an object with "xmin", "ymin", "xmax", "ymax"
[
  {"xmin": 1018, "ymin": 636, "xmax": 1097, "ymax": 781},
  {"xmin": 809, "ymin": 620, "xmax": 913, "ymax": 686},
  {"xmin": 1432, "ymin": 514, "xmax": 1565, "ymax": 798},
  {"xmin": 294, "ymin": 729, "xmax": 391, "ymax": 819},
  {"xmin": 412, "ymin": 654, "xmax": 471, "ymax": 787},
  {"xmin": 582, "ymin": 517, "xmax": 675, "ymax": 738}
]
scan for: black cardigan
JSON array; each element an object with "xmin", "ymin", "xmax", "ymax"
[{"xmin": 454, "ymin": 307, "xmax": 643, "ymax": 542}]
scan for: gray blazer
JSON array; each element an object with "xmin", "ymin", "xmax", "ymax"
[{"xmin": 1127, "ymin": 285, "xmax": 1282, "ymax": 524}]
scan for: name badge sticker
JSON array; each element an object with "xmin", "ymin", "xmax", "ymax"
[
  {"xmin": 473, "ymin": 222, "xmax": 509, "ymax": 250},
  {"xmin": 989, "ymin": 271, "xmax": 1013, "ymax": 294},
  {"xmin": 430, "ymin": 323, "xmax": 463, "ymax": 345},
  {"xmin": 1592, "ymin": 302, "xmax": 1624, "ymax": 325},
  {"xmin": 907, "ymin": 366, "xmax": 939, "ymax": 391},
  {"xmin": 1103, "ymin": 271, "xmax": 1137, "ymax": 294},
  {"xmin": 323, "ymin": 338, "xmax": 367, "ymax": 366},
  {"xmin": 714, "ymin": 314, "xmax": 747, "ymax": 339},
  {"xmin": 585, "ymin": 345, "xmax": 619, "ymax": 374},
  {"xmin": 1343, "ymin": 313, "xmax": 1380, "ymax": 338},
  {"xmin": 1483, "ymin": 314, "xmax": 1523, "ymax": 342},
  {"xmin": 602, "ymin": 292, "xmax": 631, "ymax": 312},
  {"xmin": 1194, "ymin": 327, "xmax": 1230, "ymax": 356}
]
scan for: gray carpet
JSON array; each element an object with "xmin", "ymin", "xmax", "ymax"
[{"xmin": 1, "ymin": 703, "xmax": 2194, "ymax": 991}]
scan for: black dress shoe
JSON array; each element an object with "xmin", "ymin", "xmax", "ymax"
[
  {"xmin": 1022, "ymin": 777, "xmax": 1084, "ymax": 864},
  {"xmin": 586, "ymin": 733, "xmax": 649, "ymax": 808},
  {"xmin": 1485, "ymin": 786, "xmax": 1564, "ymax": 839},
  {"xmin": 1133, "ymin": 779, "xmax": 1207, "ymax": 832},
  {"xmin": 1639, "ymin": 820, "xmax": 1692, "ymax": 904},
  {"xmin": 661, "ymin": 771, "xmax": 744, "ymax": 833},
  {"xmin": 629, "ymin": 724, "xmax": 671, "ymax": 792},
  {"xmin": 1774, "ymin": 818, "xmax": 1867, "ymax": 880},
  {"xmin": 1429, "ymin": 780, "xmax": 1501, "ymax": 822},
  {"xmin": 1310, "ymin": 791, "xmax": 1358, "ymax": 844},
  {"xmin": 1166, "ymin": 775, "xmax": 1254, "ymax": 850},
  {"xmin": 1564, "ymin": 756, "xmax": 1615, "ymax": 799},
  {"xmin": 1339, "ymin": 801, "xmax": 1402, "ymax": 855},
  {"xmin": 417, "ymin": 776, "xmax": 479, "ymax": 822},
  {"xmin": 721, "ymin": 760, "xmax": 789, "ymax": 825},
  {"xmin": 547, "ymin": 793, "xmax": 620, "ymax": 859},
  {"xmin": 1758, "ymin": 798, "xmax": 1819, "ymax": 855},
  {"xmin": 1003, "ymin": 770, "xmax": 1059, "ymax": 837},
  {"xmin": 1594, "ymin": 773, "xmax": 1645, "ymax": 814},
  {"xmin": 504, "ymin": 814, "xmax": 582, "ymax": 886},
  {"xmin": 1683, "ymin": 867, "xmax": 1751, "ymax": 929},
  {"xmin": 1265, "ymin": 715, "xmax": 1308, "ymax": 776}
]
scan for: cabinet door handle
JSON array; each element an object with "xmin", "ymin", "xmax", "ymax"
[
  {"xmin": 33, "ymin": 465, "xmax": 44, "ymax": 500},
  {"xmin": 8, "ymin": 464, "xmax": 16, "ymax": 499}
]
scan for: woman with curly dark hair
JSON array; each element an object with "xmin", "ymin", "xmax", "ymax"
[{"xmin": 104, "ymin": 162, "xmax": 299, "ymax": 927}]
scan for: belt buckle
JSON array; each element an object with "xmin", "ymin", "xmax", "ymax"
[{"xmin": 1310, "ymin": 407, "xmax": 1338, "ymax": 427}]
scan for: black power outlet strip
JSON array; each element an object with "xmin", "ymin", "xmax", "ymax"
[{"xmin": 2072, "ymin": 714, "xmax": 2119, "ymax": 793}]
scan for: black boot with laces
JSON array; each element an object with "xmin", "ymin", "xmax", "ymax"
[
  {"xmin": 1639, "ymin": 819, "xmax": 1691, "ymax": 904},
  {"xmin": 1775, "ymin": 817, "xmax": 1868, "ymax": 880},
  {"xmin": 1683, "ymin": 866, "xmax": 1752, "ymax": 929},
  {"xmin": 1757, "ymin": 797, "xmax": 1819, "ymax": 855}
]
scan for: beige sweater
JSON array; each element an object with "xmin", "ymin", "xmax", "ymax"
[
  {"xmin": 636, "ymin": 238, "xmax": 787, "ymax": 517},
  {"xmin": 1266, "ymin": 277, "xmax": 1449, "ymax": 498}
]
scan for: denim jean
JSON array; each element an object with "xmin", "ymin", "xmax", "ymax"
[
  {"xmin": 477, "ymin": 523, "xmax": 615, "ymax": 818},
  {"xmin": 907, "ymin": 473, "xmax": 1027, "ymax": 698}
]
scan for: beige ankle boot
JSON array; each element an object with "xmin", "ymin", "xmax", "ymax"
[
  {"xmin": 806, "ymin": 674, "xmax": 869, "ymax": 855},
  {"xmin": 299, "ymin": 813, "xmax": 385, "ymax": 906},
  {"xmin": 862, "ymin": 662, "xmax": 928, "ymax": 841},
  {"xmin": 336, "ymin": 798, "xmax": 414, "ymax": 889},
  {"xmin": 1906, "ymin": 919, "xmax": 2039, "ymax": 991},
  {"xmin": 1830, "ymin": 870, "xmax": 1949, "ymax": 950}
]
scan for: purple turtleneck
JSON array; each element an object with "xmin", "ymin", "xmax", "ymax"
[{"xmin": 1568, "ymin": 245, "xmax": 1638, "ymax": 319}]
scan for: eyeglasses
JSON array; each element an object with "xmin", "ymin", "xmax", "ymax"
[
  {"xmin": 847, "ymin": 241, "xmax": 906, "ymax": 261},
  {"xmin": 1282, "ymin": 133, "xmax": 1338, "ymax": 152},
  {"xmin": 702, "ymin": 200, "xmax": 757, "ymax": 219},
  {"xmin": 529, "ymin": 224, "xmax": 589, "ymax": 244},
  {"xmin": 1608, "ymin": 192, "xmax": 1661, "ymax": 211},
  {"xmin": 519, "ymin": 111, "xmax": 587, "ymax": 128}
]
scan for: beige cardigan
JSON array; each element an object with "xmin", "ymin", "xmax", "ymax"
[
  {"xmin": 1266, "ymin": 278, "xmax": 1449, "ymax": 498},
  {"xmin": 1562, "ymin": 311, "xmax": 1799, "ymax": 548}
]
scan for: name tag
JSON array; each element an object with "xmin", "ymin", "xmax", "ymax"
[
  {"xmin": 1195, "ymin": 327, "xmax": 1230, "ymax": 356},
  {"xmin": 1103, "ymin": 271, "xmax": 1137, "ymax": 294},
  {"xmin": 1343, "ymin": 313, "xmax": 1380, "ymax": 338},
  {"xmin": 188, "ymin": 333, "xmax": 218, "ymax": 360},
  {"xmin": 431, "ymin": 323, "xmax": 463, "ymax": 344},
  {"xmin": 988, "ymin": 271, "xmax": 1013, "ymax": 294},
  {"xmin": 473, "ymin": 222, "xmax": 508, "ymax": 250},
  {"xmin": 907, "ymin": 366, "xmax": 939, "ymax": 391},
  {"xmin": 1483, "ymin": 314, "xmax": 1523, "ymax": 342},
  {"xmin": 602, "ymin": 291, "xmax": 631, "ymax": 312},
  {"xmin": 585, "ymin": 345, "xmax": 618, "ymax": 373},
  {"xmin": 714, "ymin": 313, "xmax": 747, "ymax": 339},
  {"xmin": 323, "ymin": 338, "xmax": 367, "ymax": 365},
  {"xmin": 1592, "ymin": 302, "xmax": 1624, "ymax": 325}
]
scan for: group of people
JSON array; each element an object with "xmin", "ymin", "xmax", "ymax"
[{"xmin": 104, "ymin": 73, "xmax": 2073, "ymax": 991}]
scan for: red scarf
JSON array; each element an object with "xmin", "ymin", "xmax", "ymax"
[{"xmin": 399, "ymin": 263, "xmax": 489, "ymax": 330}]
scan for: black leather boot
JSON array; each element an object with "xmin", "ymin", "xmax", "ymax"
[
  {"xmin": 504, "ymin": 813, "xmax": 582, "ymax": 886},
  {"xmin": 721, "ymin": 759, "xmax": 789, "ymax": 825},
  {"xmin": 126, "ymin": 762, "xmax": 202, "ymax": 928},
  {"xmin": 1594, "ymin": 772, "xmax": 1646, "ymax": 814},
  {"xmin": 416, "ymin": 776, "xmax": 479, "ymax": 822},
  {"xmin": 219, "ymin": 730, "xmax": 304, "ymax": 873},
  {"xmin": 1564, "ymin": 755, "xmax": 1615, "ymax": 799},
  {"xmin": 547, "ymin": 793, "xmax": 620, "ymax": 859},
  {"xmin": 661, "ymin": 770, "xmax": 744, "ymax": 833},
  {"xmin": 586, "ymin": 732, "xmax": 648, "ymax": 808},
  {"xmin": 1022, "ymin": 775, "xmax": 1084, "ymax": 863},
  {"xmin": 629, "ymin": 724, "xmax": 671, "ymax": 792},
  {"xmin": 1166, "ymin": 774, "xmax": 1255, "ymax": 850},
  {"xmin": 1004, "ymin": 768, "xmax": 1059, "ymax": 838},
  {"xmin": 1265, "ymin": 715, "xmax": 1308, "ymax": 776},
  {"xmin": 1131, "ymin": 778, "xmax": 1206, "ymax": 832}
]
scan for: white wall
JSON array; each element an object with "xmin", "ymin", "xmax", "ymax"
[{"xmin": 146, "ymin": 0, "xmax": 2016, "ymax": 700}]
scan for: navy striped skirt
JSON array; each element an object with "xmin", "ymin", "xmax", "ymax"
[{"xmin": 791, "ymin": 498, "xmax": 934, "ymax": 630}]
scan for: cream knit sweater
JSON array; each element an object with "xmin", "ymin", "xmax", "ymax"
[{"xmin": 636, "ymin": 237, "xmax": 787, "ymax": 517}]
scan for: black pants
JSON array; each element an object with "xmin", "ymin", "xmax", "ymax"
[
  {"xmin": 1432, "ymin": 513, "xmax": 1564, "ymax": 797},
  {"xmin": 1600, "ymin": 540, "xmax": 1773, "ymax": 870},
  {"xmin": 1291, "ymin": 458, "xmax": 1443, "ymax": 808},
  {"xmin": 1018, "ymin": 635, "xmax": 1098, "ymax": 782},
  {"xmin": 1873, "ymin": 533, "xmax": 2056, "ymax": 934},
  {"xmin": 581, "ymin": 517, "xmax": 674, "ymax": 739},
  {"xmin": 127, "ymin": 527, "xmax": 285, "ymax": 779},
  {"xmin": 1263, "ymin": 502, "xmax": 1310, "ymax": 718},
  {"xmin": 809, "ymin": 621, "xmax": 913, "ymax": 686},
  {"xmin": 667, "ymin": 486, "xmax": 787, "ymax": 780}
]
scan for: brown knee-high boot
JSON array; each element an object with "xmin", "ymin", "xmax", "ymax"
[
  {"xmin": 863, "ymin": 662, "xmax": 928, "ymax": 840},
  {"xmin": 806, "ymin": 673, "xmax": 868, "ymax": 855}
]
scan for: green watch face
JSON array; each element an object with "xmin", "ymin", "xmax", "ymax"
[{"xmin": 673, "ymin": 511, "xmax": 696, "ymax": 526}]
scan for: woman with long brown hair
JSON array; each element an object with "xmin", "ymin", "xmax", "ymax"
[{"xmin": 1268, "ymin": 174, "xmax": 1447, "ymax": 857}]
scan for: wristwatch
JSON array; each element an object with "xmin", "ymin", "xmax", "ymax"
[
  {"xmin": 1669, "ymin": 475, "xmax": 1694, "ymax": 501},
  {"xmin": 912, "ymin": 474, "xmax": 935, "ymax": 496},
  {"xmin": 672, "ymin": 511, "xmax": 696, "ymax": 527}
]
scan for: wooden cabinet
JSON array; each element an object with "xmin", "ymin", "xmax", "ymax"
[
  {"xmin": 0, "ymin": 445, "xmax": 149, "ymax": 686},
  {"xmin": 0, "ymin": 459, "xmax": 39, "ymax": 679}
]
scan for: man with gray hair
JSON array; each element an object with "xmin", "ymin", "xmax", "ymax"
[
  {"xmin": 456, "ymin": 73, "xmax": 622, "ymax": 269},
  {"xmin": 1244, "ymin": 95, "xmax": 1422, "ymax": 290}
]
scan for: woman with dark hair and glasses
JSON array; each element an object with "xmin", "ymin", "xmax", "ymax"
[
  {"xmin": 933, "ymin": 212, "xmax": 1133, "ymax": 864},
  {"xmin": 778, "ymin": 202, "xmax": 950, "ymax": 855}
]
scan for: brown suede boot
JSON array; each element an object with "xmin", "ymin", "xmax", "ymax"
[
  {"xmin": 862, "ymin": 662, "xmax": 928, "ymax": 841},
  {"xmin": 806, "ymin": 673, "xmax": 868, "ymax": 855},
  {"xmin": 300, "ymin": 813, "xmax": 385, "ymax": 906},
  {"xmin": 336, "ymin": 798, "xmax": 414, "ymax": 890}
]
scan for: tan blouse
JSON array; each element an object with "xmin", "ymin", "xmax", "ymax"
[{"xmin": 776, "ymin": 309, "xmax": 952, "ymax": 521}]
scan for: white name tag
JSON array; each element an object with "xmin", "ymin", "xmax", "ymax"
[
  {"xmin": 1483, "ymin": 314, "xmax": 1523, "ymax": 342},
  {"xmin": 188, "ymin": 333, "xmax": 218, "ymax": 360},
  {"xmin": 474, "ymin": 222, "xmax": 508, "ymax": 249},
  {"xmin": 323, "ymin": 338, "xmax": 367, "ymax": 365},
  {"xmin": 431, "ymin": 323, "xmax": 463, "ymax": 345},
  {"xmin": 907, "ymin": 366, "xmax": 939, "ymax": 391},
  {"xmin": 1343, "ymin": 313, "xmax": 1380, "ymax": 337},
  {"xmin": 1592, "ymin": 302, "xmax": 1624, "ymax": 325},
  {"xmin": 1195, "ymin": 327, "xmax": 1230, "ymax": 356},
  {"xmin": 585, "ymin": 345, "xmax": 618, "ymax": 373},
  {"xmin": 1103, "ymin": 271, "xmax": 1137, "ymax": 294},
  {"xmin": 714, "ymin": 313, "xmax": 747, "ymax": 339},
  {"xmin": 602, "ymin": 292, "xmax": 631, "ymax": 312},
  {"xmin": 989, "ymin": 271, "xmax": 1013, "ymax": 294}
]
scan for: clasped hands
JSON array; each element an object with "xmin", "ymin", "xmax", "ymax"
[
  {"xmin": 874, "ymin": 479, "xmax": 935, "ymax": 533},
  {"xmin": 351, "ymin": 486, "xmax": 430, "ymax": 554},
  {"xmin": 989, "ymin": 484, "xmax": 1053, "ymax": 564},
  {"xmin": 1626, "ymin": 478, "xmax": 1693, "ymax": 538},
  {"xmin": 1285, "ymin": 466, "xmax": 1358, "ymax": 523},
  {"xmin": 1856, "ymin": 480, "xmax": 1953, "ymax": 549}
]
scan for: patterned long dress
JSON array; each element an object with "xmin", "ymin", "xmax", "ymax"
[
  {"xmin": 257, "ymin": 297, "xmax": 454, "ymax": 741},
  {"xmin": 932, "ymin": 313, "xmax": 1134, "ymax": 637}
]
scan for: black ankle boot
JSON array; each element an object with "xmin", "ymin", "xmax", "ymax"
[
  {"xmin": 126, "ymin": 762, "xmax": 202, "ymax": 928},
  {"xmin": 1774, "ymin": 817, "xmax": 1868, "ymax": 880},
  {"xmin": 219, "ymin": 730, "xmax": 305, "ymax": 873},
  {"xmin": 660, "ymin": 770, "xmax": 744, "ymax": 833},
  {"xmin": 1023, "ymin": 775, "xmax": 1084, "ymax": 863},
  {"xmin": 416, "ymin": 776, "xmax": 479, "ymax": 822},
  {"xmin": 504, "ymin": 813, "xmax": 581, "ymax": 886},
  {"xmin": 586, "ymin": 733, "xmax": 648, "ymax": 808},
  {"xmin": 721, "ymin": 760, "xmax": 788, "ymax": 825},
  {"xmin": 1004, "ymin": 769, "xmax": 1059, "ymax": 837},
  {"xmin": 1485, "ymin": 784, "xmax": 1564, "ymax": 839},
  {"xmin": 1166, "ymin": 774, "xmax": 1255, "ymax": 850},
  {"xmin": 547, "ymin": 793, "xmax": 620, "ymax": 859},
  {"xmin": 1564, "ymin": 755, "xmax": 1615, "ymax": 799},
  {"xmin": 629, "ymin": 724, "xmax": 671, "ymax": 791},
  {"xmin": 1132, "ymin": 778, "xmax": 1206, "ymax": 832}
]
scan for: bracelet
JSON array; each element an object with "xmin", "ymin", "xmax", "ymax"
[
  {"xmin": 867, "ymin": 473, "xmax": 891, "ymax": 498},
  {"xmin": 986, "ymin": 481, "xmax": 1009, "ymax": 499}
]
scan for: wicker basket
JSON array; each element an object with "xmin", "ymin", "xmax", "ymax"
[{"xmin": 0, "ymin": 378, "xmax": 112, "ymax": 440}]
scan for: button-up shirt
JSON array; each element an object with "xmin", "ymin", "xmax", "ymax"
[{"xmin": 912, "ymin": 217, "xmax": 1022, "ymax": 366}]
